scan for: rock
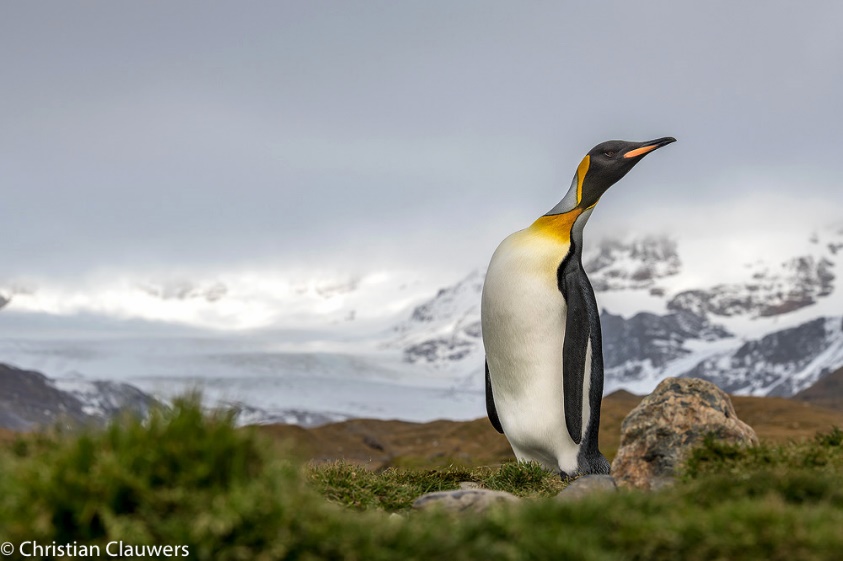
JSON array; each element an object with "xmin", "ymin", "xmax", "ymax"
[
  {"xmin": 556, "ymin": 474, "xmax": 617, "ymax": 501},
  {"xmin": 611, "ymin": 377, "xmax": 758, "ymax": 490},
  {"xmin": 362, "ymin": 435, "xmax": 385, "ymax": 451},
  {"xmin": 458, "ymin": 481, "xmax": 483, "ymax": 490},
  {"xmin": 412, "ymin": 489, "xmax": 519, "ymax": 513}
]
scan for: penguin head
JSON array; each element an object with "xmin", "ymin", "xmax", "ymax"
[{"xmin": 575, "ymin": 137, "xmax": 676, "ymax": 209}]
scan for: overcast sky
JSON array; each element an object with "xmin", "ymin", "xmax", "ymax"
[{"xmin": 2, "ymin": 1, "xmax": 842, "ymax": 285}]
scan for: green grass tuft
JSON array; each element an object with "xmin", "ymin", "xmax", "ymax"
[
  {"xmin": 308, "ymin": 460, "xmax": 565, "ymax": 512},
  {"xmin": 682, "ymin": 426, "xmax": 843, "ymax": 480}
]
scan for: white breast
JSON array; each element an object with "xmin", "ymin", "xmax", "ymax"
[{"xmin": 481, "ymin": 229, "xmax": 591, "ymax": 473}]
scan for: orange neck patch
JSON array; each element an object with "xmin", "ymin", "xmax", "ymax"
[{"xmin": 529, "ymin": 208, "xmax": 583, "ymax": 242}]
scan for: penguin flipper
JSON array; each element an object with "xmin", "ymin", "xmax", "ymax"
[
  {"xmin": 561, "ymin": 269, "xmax": 592, "ymax": 445},
  {"xmin": 485, "ymin": 360, "xmax": 504, "ymax": 434}
]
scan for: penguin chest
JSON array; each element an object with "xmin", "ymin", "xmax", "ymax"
[
  {"xmin": 482, "ymin": 230, "xmax": 594, "ymax": 472},
  {"xmin": 481, "ymin": 231, "xmax": 569, "ymax": 407}
]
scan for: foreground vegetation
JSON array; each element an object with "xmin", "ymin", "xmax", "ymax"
[
  {"xmin": 308, "ymin": 459, "xmax": 567, "ymax": 512},
  {"xmin": 1, "ymin": 400, "xmax": 842, "ymax": 560}
]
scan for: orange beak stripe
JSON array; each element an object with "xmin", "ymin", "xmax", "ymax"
[{"xmin": 623, "ymin": 144, "xmax": 659, "ymax": 159}]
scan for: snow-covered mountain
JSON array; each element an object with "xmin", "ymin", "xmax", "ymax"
[
  {"xmin": 0, "ymin": 363, "xmax": 159, "ymax": 429},
  {"xmin": 667, "ymin": 255, "xmax": 835, "ymax": 318},
  {"xmin": 0, "ymin": 362, "xmax": 354, "ymax": 430},
  {"xmin": 389, "ymin": 269, "xmax": 485, "ymax": 368},
  {"xmin": 388, "ymin": 224, "xmax": 843, "ymax": 399},
  {"xmin": 682, "ymin": 317, "xmax": 843, "ymax": 397},
  {"xmin": 584, "ymin": 236, "xmax": 682, "ymax": 292}
]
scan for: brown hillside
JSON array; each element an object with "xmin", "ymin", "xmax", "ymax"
[
  {"xmin": 792, "ymin": 366, "xmax": 843, "ymax": 410},
  {"xmin": 0, "ymin": 428, "xmax": 17, "ymax": 445},
  {"xmin": 731, "ymin": 394, "xmax": 843, "ymax": 439},
  {"xmin": 4, "ymin": 389, "xmax": 840, "ymax": 470},
  {"xmin": 258, "ymin": 390, "xmax": 843, "ymax": 470}
]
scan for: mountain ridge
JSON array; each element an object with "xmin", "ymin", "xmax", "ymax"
[
  {"xmin": 0, "ymin": 363, "xmax": 157, "ymax": 430},
  {"xmin": 391, "ymin": 225, "xmax": 843, "ymax": 400}
]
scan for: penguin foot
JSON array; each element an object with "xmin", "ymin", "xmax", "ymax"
[
  {"xmin": 585, "ymin": 454, "xmax": 611, "ymax": 475},
  {"xmin": 576, "ymin": 453, "xmax": 611, "ymax": 476}
]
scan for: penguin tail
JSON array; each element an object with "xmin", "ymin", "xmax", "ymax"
[{"xmin": 485, "ymin": 360, "xmax": 504, "ymax": 434}]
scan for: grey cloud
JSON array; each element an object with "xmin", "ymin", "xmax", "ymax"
[{"xmin": 1, "ymin": 1, "xmax": 841, "ymax": 280}]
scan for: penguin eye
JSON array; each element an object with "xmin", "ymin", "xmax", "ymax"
[{"xmin": 603, "ymin": 151, "xmax": 615, "ymax": 158}]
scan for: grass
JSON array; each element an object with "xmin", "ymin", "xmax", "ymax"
[
  {"xmin": 1, "ymin": 399, "xmax": 843, "ymax": 560},
  {"xmin": 308, "ymin": 460, "xmax": 566, "ymax": 512},
  {"xmin": 683, "ymin": 427, "xmax": 843, "ymax": 479}
]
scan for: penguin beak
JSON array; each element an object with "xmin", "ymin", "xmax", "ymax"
[{"xmin": 623, "ymin": 137, "xmax": 677, "ymax": 159}]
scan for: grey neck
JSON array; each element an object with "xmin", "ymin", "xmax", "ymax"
[
  {"xmin": 544, "ymin": 172, "xmax": 579, "ymax": 216},
  {"xmin": 570, "ymin": 207, "xmax": 594, "ymax": 257}
]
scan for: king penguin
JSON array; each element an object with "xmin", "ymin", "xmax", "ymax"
[{"xmin": 481, "ymin": 136, "xmax": 676, "ymax": 477}]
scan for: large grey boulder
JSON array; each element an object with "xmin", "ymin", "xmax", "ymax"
[
  {"xmin": 611, "ymin": 377, "xmax": 758, "ymax": 490},
  {"xmin": 412, "ymin": 489, "xmax": 520, "ymax": 513}
]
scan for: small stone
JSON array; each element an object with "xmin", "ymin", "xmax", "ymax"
[
  {"xmin": 362, "ymin": 435, "xmax": 385, "ymax": 451},
  {"xmin": 556, "ymin": 474, "xmax": 618, "ymax": 501},
  {"xmin": 458, "ymin": 481, "xmax": 482, "ymax": 490},
  {"xmin": 412, "ymin": 489, "xmax": 520, "ymax": 513},
  {"xmin": 611, "ymin": 377, "xmax": 758, "ymax": 490}
]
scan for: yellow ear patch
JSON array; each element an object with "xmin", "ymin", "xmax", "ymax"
[{"xmin": 576, "ymin": 155, "xmax": 590, "ymax": 203}]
